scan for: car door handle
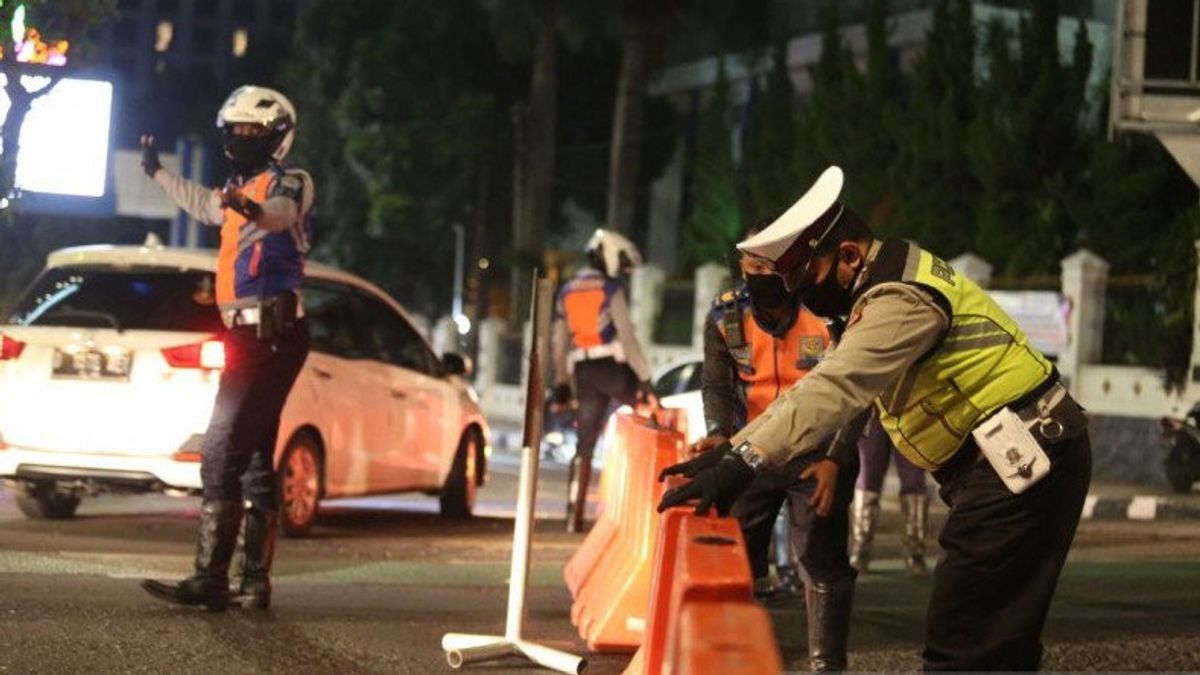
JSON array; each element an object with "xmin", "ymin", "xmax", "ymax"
[
  {"xmin": 311, "ymin": 367, "xmax": 333, "ymax": 380},
  {"xmin": 390, "ymin": 389, "xmax": 407, "ymax": 399}
]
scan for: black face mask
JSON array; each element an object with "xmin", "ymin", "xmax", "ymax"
[
  {"xmin": 223, "ymin": 133, "xmax": 276, "ymax": 176},
  {"xmin": 800, "ymin": 265, "xmax": 856, "ymax": 318},
  {"xmin": 744, "ymin": 273, "xmax": 792, "ymax": 310}
]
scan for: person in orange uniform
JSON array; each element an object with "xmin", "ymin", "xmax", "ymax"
[
  {"xmin": 551, "ymin": 229, "xmax": 657, "ymax": 533},
  {"xmin": 138, "ymin": 86, "xmax": 313, "ymax": 611},
  {"xmin": 684, "ymin": 229, "xmax": 859, "ymax": 672}
]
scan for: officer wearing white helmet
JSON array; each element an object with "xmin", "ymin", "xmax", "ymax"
[
  {"xmin": 139, "ymin": 86, "xmax": 314, "ymax": 611},
  {"xmin": 551, "ymin": 228, "xmax": 657, "ymax": 532},
  {"xmin": 659, "ymin": 167, "xmax": 1092, "ymax": 670}
]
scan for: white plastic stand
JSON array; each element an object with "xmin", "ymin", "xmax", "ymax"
[{"xmin": 441, "ymin": 277, "xmax": 586, "ymax": 674}]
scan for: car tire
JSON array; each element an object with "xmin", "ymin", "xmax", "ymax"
[
  {"xmin": 1165, "ymin": 444, "xmax": 1196, "ymax": 494},
  {"xmin": 439, "ymin": 431, "xmax": 479, "ymax": 519},
  {"xmin": 279, "ymin": 431, "xmax": 322, "ymax": 538},
  {"xmin": 16, "ymin": 491, "xmax": 81, "ymax": 520}
]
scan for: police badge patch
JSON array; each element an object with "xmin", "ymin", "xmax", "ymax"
[{"xmin": 797, "ymin": 335, "xmax": 826, "ymax": 369}]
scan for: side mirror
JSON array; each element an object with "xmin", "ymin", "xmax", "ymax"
[{"xmin": 441, "ymin": 352, "xmax": 470, "ymax": 377}]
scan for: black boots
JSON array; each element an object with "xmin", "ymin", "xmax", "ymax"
[
  {"xmin": 233, "ymin": 501, "xmax": 278, "ymax": 609},
  {"xmin": 141, "ymin": 499, "xmax": 243, "ymax": 611},
  {"xmin": 806, "ymin": 579, "xmax": 855, "ymax": 672}
]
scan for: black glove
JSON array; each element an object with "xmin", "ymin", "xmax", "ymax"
[
  {"xmin": 221, "ymin": 184, "xmax": 264, "ymax": 220},
  {"xmin": 658, "ymin": 442, "xmax": 729, "ymax": 481},
  {"xmin": 548, "ymin": 383, "xmax": 572, "ymax": 406},
  {"xmin": 656, "ymin": 450, "xmax": 756, "ymax": 517},
  {"xmin": 139, "ymin": 134, "xmax": 161, "ymax": 178}
]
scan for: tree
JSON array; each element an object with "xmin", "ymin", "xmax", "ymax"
[
  {"xmin": 967, "ymin": 0, "xmax": 1093, "ymax": 276},
  {"xmin": 890, "ymin": 0, "xmax": 978, "ymax": 252},
  {"xmin": 285, "ymin": 0, "xmax": 516, "ymax": 317},
  {"xmin": 681, "ymin": 59, "xmax": 741, "ymax": 268},
  {"xmin": 740, "ymin": 42, "xmax": 800, "ymax": 228}
]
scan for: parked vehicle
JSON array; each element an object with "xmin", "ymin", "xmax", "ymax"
[
  {"xmin": 1161, "ymin": 403, "xmax": 1200, "ymax": 493},
  {"xmin": 0, "ymin": 245, "xmax": 489, "ymax": 535}
]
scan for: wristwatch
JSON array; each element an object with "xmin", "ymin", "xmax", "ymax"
[{"xmin": 731, "ymin": 440, "xmax": 766, "ymax": 473}]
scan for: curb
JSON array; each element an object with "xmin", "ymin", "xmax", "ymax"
[{"xmin": 1082, "ymin": 494, "xmax": 1200, "ymax": 521}]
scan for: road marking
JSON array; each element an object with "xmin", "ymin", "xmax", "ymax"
[{"xmin": 1127, "ymin": 496, "xmax": 1158, "ymax": 520}]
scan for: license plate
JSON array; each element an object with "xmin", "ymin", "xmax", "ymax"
[{"xmin": 52, "ymin": 347, "xmax": 133, "ymax": 380}]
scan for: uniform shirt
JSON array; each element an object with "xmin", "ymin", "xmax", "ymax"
[
  {"xmin": 551, "ymin": 268, "xmax": 651, "ymax": 385},
  {"xmin": 731, "ymin": 240, "xmax": 950, "ymax": 468}
]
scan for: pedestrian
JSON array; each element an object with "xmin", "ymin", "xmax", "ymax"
[
  {"xmin": 850, "ymin": 409, "xmax": 930, "ymax": 575},
  {"xmin": 682, "ymin": 224, "xmax": 860, "ymax": 671},
  {"xmin": 658, "ymin": 166, "xmax": 1091, "ymax": 670},
  {"xmin": 139, "ymin": 86, "xmax": 314, "ymax": 611},
  {"xmin": 550, "ymin": 229, "xmax": 657, "ymax": 533}
]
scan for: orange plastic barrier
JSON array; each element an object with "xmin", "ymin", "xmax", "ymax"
[
  {"xmin": 624, "ymin": 511, "xmax": 782, "ymax": 675},
  {"xmin": 565, "ymin": 412, "xmax": 685, "ymax": 652},
  {"xmin": 563, "ymin": 413, "xmax": 630, "ymax": 597}
]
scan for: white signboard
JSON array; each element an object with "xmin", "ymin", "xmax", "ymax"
[
  {"xmin": 989, "ymin": 290, "xmax": 1070, "ymax": 357},
  {"xmin": 0, "ymin": 76, "xmax": 113, "ymax": 198}
]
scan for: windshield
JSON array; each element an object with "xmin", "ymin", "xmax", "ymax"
[{"xmin": 7, "ymin": 266, "xmax": 225, "ymax": 333}]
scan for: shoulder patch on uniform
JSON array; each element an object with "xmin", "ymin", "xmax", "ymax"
[{"xmin": 269, "ymin": 173, "xmax": 304, "ymax": 202}]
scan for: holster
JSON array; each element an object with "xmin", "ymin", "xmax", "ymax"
[{"xmin": 256, "ymin": 292, "xmax": 298, "ymax": 343}]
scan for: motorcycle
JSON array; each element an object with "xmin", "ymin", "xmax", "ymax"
[{"xmin": 1160, "ymin": 403, "xmax": 1200, "ymax": 493}]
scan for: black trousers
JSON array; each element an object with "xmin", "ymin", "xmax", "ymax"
[
  {"xmin": 200, "ymin": 320, "xmax": 310, "ymax": 505},
  {"xmin": 572, "ymin": 357, "xmax": 639, "ymax": 462},
  {"xmin": 732, "ymin": 450, "xmax": 859, "ymax": 586},
  {"xmin": 923, "ymin": 432, "xmax": 1092, "ymax": 670}
]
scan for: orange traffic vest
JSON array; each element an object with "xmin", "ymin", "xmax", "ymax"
[
  {"xmin": 216, "ymin": 171, "xmax": 273, "ymax": 308},
  {"xmin": 714, "ymin": 290, "xmax": 831, "ymax": 422}
]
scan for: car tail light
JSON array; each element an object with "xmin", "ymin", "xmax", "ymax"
[
  {"xmin": 0, "ymin": 333, "xmax": 24, "ymax": 361},
  {"xmin": 161, "ymin": 340, "xmax": 225, "ymax": 370}
]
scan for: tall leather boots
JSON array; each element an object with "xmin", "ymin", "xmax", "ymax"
[
  {"xmin": 141, "ymin": 499, "xmax": 243, "ymax": 611},
  {"xmin": 848, "ymin": 489, "xmax": 880, "ymax": 573},
  {"xmin": 900, "ymin": 492, "xmax": 929, "ymax": 576},
  {"xmin": 806, "ymin": 579, "xmax": 854, "ymax": 672},
  {"xmin": 234, "ymin": 501, "xmax": 279, "ymax": 609}
]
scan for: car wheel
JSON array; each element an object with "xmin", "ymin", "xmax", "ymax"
[
  {"xmin": 279, "ymin": 431, "xmax": 322, "ymax": 537},
  {"xmin": 1165, "ymin": 444, "xmax": 1196, "ymax": 494},
  {"xmin": 439, "ymin": 431, "xmax": 479, "ymax": 519},
  {"xmin": 15, "ymin": 489, "xmax": 81, "ymax": 520}
]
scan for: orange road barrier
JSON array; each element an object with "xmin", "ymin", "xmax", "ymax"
[
  {"xmin": 566, "ymin": 412, "xmax": 685, "ymax": 652},
  {"xmin": 624, "ymin": 510, "xmax": 782, "ymax": 675}
]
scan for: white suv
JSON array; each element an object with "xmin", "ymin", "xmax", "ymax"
[{"xmin": 0, "ymin": 245, "xmax": 489, "ymax": 536}]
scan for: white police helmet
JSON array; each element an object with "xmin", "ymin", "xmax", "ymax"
[
  {"xmin": 215, "ymin": 85, "xmax": 296, "ymax": 164},
  {"xmin": 586, "ymin": 228, "xmax": 642, "ymax": 278}
]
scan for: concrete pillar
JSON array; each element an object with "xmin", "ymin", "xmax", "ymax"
[
  {"xmin": 693, "ymin": 262, "xmax": 732, "ymax": 349},
  {"xmin": 431, "ymin": 315, "xmax": 458, "ymax": 357},
  {"xmin": 630, "ymin": 264, "xmax": 666, "ymax": 347},
  {"xmin": 949, "ymin": 252, "xmax": 994, "ymax": 289},
  {"xmin": 1059, "ymin": 249, "xmax": 1110, "ymax": 387},
  {"xmin": 476, "ymin": 318, "xmax": 507, "ymax": 392}
]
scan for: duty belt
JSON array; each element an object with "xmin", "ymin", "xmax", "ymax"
[
  {"xmin": 223, "ymin": 296, "xmax": 305, "ymax": 328},
  {"xmin": 567, "ymin": 342, "xmax": 625, "ymax": 366},
  {"xmin": 933, "ymin": 371, "xmax": 1075, "ymax": 485}
]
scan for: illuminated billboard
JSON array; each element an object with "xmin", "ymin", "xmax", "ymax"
[{"xmin": 0, "ymin": 76, "xmax": 113, "ymax": 198}]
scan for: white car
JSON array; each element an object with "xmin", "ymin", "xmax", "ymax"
[{"xmin": 0, "ymin": 245, "xmax": 489, "ymax": 536}]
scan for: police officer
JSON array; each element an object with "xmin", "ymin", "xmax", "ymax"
[
  {"xmin": 687, "ymin": 230, "xmax": 859, "ymax": 671},
  {"xmin": 658, "ymin": 167, "xmax": 1091, "ymax": 670},
  {"xmin": 139, "ymin": 86, "xmax": 314, "ymax": 611},
  {"xmin": 551, "ymin": 229, "xmax": 656, "ymax": 533}
]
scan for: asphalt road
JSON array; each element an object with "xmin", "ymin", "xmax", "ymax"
[{"xmin": 2, "ymin": 456, "xmax": 1199, "ymax": 673}]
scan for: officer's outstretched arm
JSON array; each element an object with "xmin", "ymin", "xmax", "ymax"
[
  {"xmin": 142, "ymin": 135, "xmax": 223, "ymax": 226},
  {"xmin": 731, "ymin": 285, "xmax": 948, "ymax": 468}
]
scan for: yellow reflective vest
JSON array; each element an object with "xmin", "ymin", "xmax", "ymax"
[{"xmin": 866, "ymin": 241, "xmax": 1054, "ymax": 470}]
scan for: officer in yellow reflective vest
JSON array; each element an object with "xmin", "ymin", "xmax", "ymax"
[{"xmin": 660, "ymin": 166, "xmax": 1091, "ymax": 670}]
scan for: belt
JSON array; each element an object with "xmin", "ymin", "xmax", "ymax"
[
  {"xmin": 568, "ymin": 342, "xmax": 625, "ymax": 364},
  {"xmin": 223, "ymin": 297, "xmax": 305, "ymax": 328},
  {"xmin": 933, "ymin": 371, "xmax": 1065, "ymax": 485}
]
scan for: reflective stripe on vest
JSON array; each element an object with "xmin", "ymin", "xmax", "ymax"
[
  {"xmin": 216, "ymin": 171, "xmax": 273, "ymax": 308},
  {"xmin": 718, "ymin": 299, "xmax": 831, "ymax": 423},
  {"xmin": 870, "ymin": 242, "xmax": 1053, "ymax": 470}
]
